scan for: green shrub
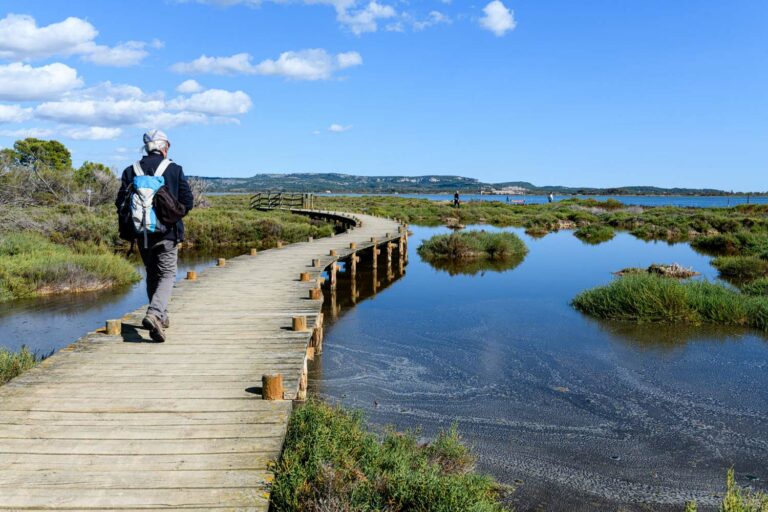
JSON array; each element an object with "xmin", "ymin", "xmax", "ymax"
[
  {"xmin": 0, "ymin": 347, "xmax": 37, "ymax": 385},
  {"xmin": 417, "ymin": 231, "xmax": 527, "ymax": 262},
  {"xmin": 719, "ymin": 468, "xmax": 768, "ymax": 512},
  {"xmin": 270, "ymin": 400, "xmax": 507, "ymax": 512}
]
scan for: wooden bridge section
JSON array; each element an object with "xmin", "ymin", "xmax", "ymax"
[{"xmin": 0, "ymin": 209, "xmax": 407, "ymax": 511}]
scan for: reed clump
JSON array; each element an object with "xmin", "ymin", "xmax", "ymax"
[
  {"xmin": 572, "ymin": 273, "xmax": 768, "ymax": 331},
  {"xmin": 270, "ymin": 400, "xmax": 507, "ymax": 512}
]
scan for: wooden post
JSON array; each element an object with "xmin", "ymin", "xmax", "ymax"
[
  {"xmin": 250, "ymin": 248, "xmax": 258, "ymax": 256},
  {"xmin": 350, "ymin": 251, "xmax": 357, "ymax": 277},
  {"xmin": 387, "ymin": 242, "xmax": 394, "ymax": 266},
  {"xmin": 372, "ymin": 267, "xmax": 378, "ymax": 293},
  {"xmin": 370, "ymin": 237, "xmax": 377, "ymax": 243},
  {"xmin": 330, "ymin": 263, "xmax": 337, "ymax": 289},
  {"xmin": 262, "ymin": 374, "xmax": 284, "ymax": 400},
  {"xmin": 311, "ymin": 313, "xmax": 324, "ymax": 354},
  {"xmin": 217, "ymin": 258, "xmax": 226, "ymax": 267},
  {"xmin": 105, "ymin": 319, "xmax": 121, "ymax": 336},
  {"xmin": 309, "ymin": 287, "xmax": 322, "ymax": 300},
  {"xmin": 299, "ymin": 272, "xmax": 311, "ymax": 282},
  {"xmin": 312, "ymin": 258, "xmax": 320, "ymax": 268},
  {"xmin": 292, "ymin": 316, "xmax": 308, "ymax": 332},
  {"xmin": 186, "ymin": 270, "xmax": 197, "ymax": 281},
  {"xmin": 297, "ymin": 358, "xmax": 308, "ymax": 400},
  {"xmin": 329, "ymin": 249, "xmax": 337, "ymax": 257},
  {"xmin": 372, "ymin": 245, "xmax": 379, "ymax": 269},
  {"xmin": 349, "ymin": 242, "xmax": 356, "ymax": 250},
  {"xmin": 276, "ymin": 241, "xmax": 283, "ymax": 248},
  {"xmin": 330, "ymin": 287, "xmax": 338, "ymax": 320},
  {"xmin": 350, "ymin": 279, "xmax": 357, "ymax": 304},
  {"xmin": 307, "ymin": 236, "xmax": 314, "ymax": 242}
]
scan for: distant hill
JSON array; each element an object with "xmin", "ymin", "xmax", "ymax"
[
  {"xmin": 197, "ymin": 172, "xmax": 753, "ymax": 196},
  {"xmin": 200, "ymin": 173, "xmax": 483, "ymax": 193}
]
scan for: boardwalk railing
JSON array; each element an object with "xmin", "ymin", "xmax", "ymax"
[{"xmin": 251, "ymin": 192, "xmax": 315, "ymax": 210}]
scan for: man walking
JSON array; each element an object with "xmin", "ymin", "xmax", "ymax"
[{"xmin": 115, "ymin": 130, "xmax": 194, "ymax": 342}]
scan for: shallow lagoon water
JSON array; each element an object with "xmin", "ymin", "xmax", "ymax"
[{"xmin": 311, "ymin": 225, "xmax": 768, "ymax": 511}]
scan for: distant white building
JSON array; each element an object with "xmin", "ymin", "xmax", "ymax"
[{"xmin": 490, "ymin": 186, "xmax": 528, "ymax": 195}]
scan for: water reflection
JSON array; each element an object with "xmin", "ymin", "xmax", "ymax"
[
  {"xmin": 311, "ymin": 224, "xmax": 768, "ymax": 512},
  {"xmin": 586, "ymin": 316, "xmax": 757, "ymax": 350},
  {"xmin": 422, "ymin": 253, "xmax": 526, "ymax": 276}
]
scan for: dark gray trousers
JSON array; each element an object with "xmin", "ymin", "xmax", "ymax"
[{"xmin": 139, "ymin": 239, "xmax": 178, "ymax": 323}]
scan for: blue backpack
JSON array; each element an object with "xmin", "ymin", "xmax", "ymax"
[{"xmin": 131, "ymin": 159, "xmax": 171, "ymax": 248}]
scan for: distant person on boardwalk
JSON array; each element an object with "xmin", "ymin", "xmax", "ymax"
[
  {"xmin": 115, "ymin": 130, "xmax": 194, "ymax": 342},
  {"xmin": 454, "ymin": 190, "xmax": 461, "ymax": 208},
  {"xmin": 547, "ymin": 192, "xmax": 554, "ymax": 203}
]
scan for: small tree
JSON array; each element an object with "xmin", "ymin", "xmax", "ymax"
[{"xmin": 75, "ymin": 161, "xmax": 119, "ymax": 206}]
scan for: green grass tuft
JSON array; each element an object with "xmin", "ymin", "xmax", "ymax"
[
  {"xmin": 572, "ymin": 273, "xmax": 768, "ymax": 331},
  {"xmin": 270, "ymin": 400, "xmax": 508, "ymax": 512}
]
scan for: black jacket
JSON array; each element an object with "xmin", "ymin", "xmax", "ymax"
[{"xmin": 115, "ymin": 152, "xmax": 194, "ymax": 242}]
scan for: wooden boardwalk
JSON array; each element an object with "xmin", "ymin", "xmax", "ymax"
[{"xmin": 0, "ymin": 211, "xmax": 405, "ymax": 511}]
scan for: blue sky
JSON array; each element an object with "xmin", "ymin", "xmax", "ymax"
[{"xmin": 0, "ymin": 1, "xmax": 765, "ymax": 190}]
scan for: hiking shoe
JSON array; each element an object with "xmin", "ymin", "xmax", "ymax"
[
  {"xmin": 142, "ymin": 314, "xmax": 166, "ymax": 343},
  {"xmin": 162, "ymin": 316, "xmax": 170, "ymax": 329}
]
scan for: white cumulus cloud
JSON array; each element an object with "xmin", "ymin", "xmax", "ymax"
[
  {"xmin": 172, "ymin": 49, "xmax": 363, "ymax": 80},
  {"xmin": 176, "ymin": 79, "xmax": 205, "ymax": 94},
  {"xmin": 33, "ymin": 81, "xmax": 251, "ymax": 129},
  {"xmin": 255, "ymin": 49, "xmax": 363, "ymax": 80},
  {"xmin": 0, "ymin": 104, "xmax": 33, "ymax": 123},
  {"xmin": 168, "ymin": 89, "xmax": 252, "ymax": 116},
  {"xmin": 0, "ymin": 62, "xmax": 82, "ymax": 101},
  {"xmin": 479, "ymin": 0, "xmax": 516, "ymax": 36},
  {"xmin": 0, "ymin": 14, "xmax": 157, "ymax": 66}
]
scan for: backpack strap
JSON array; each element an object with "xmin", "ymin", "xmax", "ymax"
[
  {"xmin": 132, "ymin": 161, "xmax": 144, "ymax": 177},
  {"xmin": 154, "ymin": 159, "xmax": 173, "ymax": 177}
]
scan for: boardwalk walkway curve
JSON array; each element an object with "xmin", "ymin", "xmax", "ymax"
[{"xmin": 0, "ymin": 210, "xmax": 406, "ymax": 511}]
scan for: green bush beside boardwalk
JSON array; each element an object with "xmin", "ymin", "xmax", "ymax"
[
  {"xmin": 0, "ymin": 347, "xmax": 37, "ymax": 386},
  {"xmin": 271, "ymin": 400, "xmax": 507, "ymax": 512}
]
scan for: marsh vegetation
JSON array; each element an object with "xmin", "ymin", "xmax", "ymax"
[
  {"xmin": 572, "ymin": 273, "xmax": 768, "ymax": 331},
  {"xmin": 270, "ymin": 400, "xmax": 507, "ymax": 512}
]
